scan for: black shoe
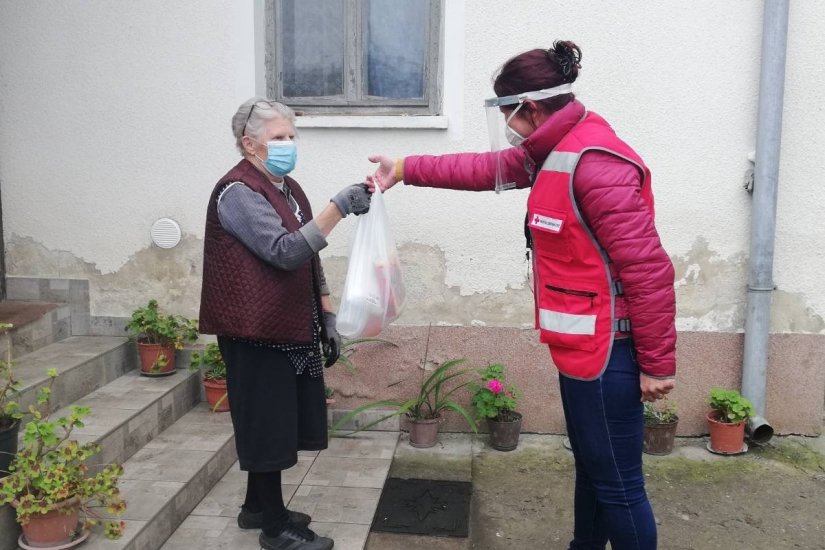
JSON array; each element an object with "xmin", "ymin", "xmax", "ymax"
[
  {"xmin": 237, "ymin": 508, "xmax": 312, "ymax": 529},
  {"xmin": 259, "ymin": 523, "xmax": 334, "ymax": 550}
]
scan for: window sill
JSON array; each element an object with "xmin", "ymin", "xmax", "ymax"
[{"xmin": 295, "ymin": 115, "xmax": 448, "ymax": 129}]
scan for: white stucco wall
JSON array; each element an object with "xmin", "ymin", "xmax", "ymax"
[{"xmin": 1, "ymin": 1, "xmax": 823, "ymax": 333}]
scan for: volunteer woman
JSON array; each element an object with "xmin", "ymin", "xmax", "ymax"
[{"xmin": 368, "ymin": 41, "xmax": 676, "ymax": 550}]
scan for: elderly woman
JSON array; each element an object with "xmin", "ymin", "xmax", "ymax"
[{"xmin": 199, "ymin": 98, "xmax": 371, "ymax": 550}]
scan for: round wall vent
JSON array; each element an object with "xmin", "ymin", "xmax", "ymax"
[{"xmin": 150, "ymin": 218, "xmax": 182, "ymax": 249}]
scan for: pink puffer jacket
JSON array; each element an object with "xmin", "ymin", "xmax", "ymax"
[{"xmin": 403, "ymin": 101, "xmax": 676, "ymax": 378}]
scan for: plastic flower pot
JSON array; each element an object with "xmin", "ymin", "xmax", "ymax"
[
  {"xmin": 203, "ymin": 378, "xmax": 229, "ymax": 412},
  {"xmin": 706, "ymin": 411, "xmax": 747, "ymax": 454},
  {"xmin": 643, "ymin": 418, "xmax": 678, "ymax": 455},
  {"xmin": 137, "ymin": 342, "xmax": 176, "ymax": 377},
  {"xmin": 488, "ymin": 411, "xmax": 522, "ymax": 452},
  {"xmin": 16, "ymin": 496, "xmax": 81, "ymax": 548},
  {"xmin": 408, "ymin": 417, "xmax": 440, "ymax": 448},
  {"xmin": 0, "ymin": 419, "xmax": 20, "ymax": 480}
]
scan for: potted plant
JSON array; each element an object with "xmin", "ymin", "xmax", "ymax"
[
  {"xmin": 330, "ymin": 359, "xmax": 478, "ymax": 448},
  {"xmin": 471, "ymin": 363, "xmax": 523, "ymax": 451},
  {"xmin": 0, "ymin": 323, "xmax": 23, "ymax": 480},
  {"xmin": 189, "ymin": 343, "xmax": 229, "ymax": 412},
  {"xmin": 643, "ymin": 400, "xmax": 679, "ymax": 455},
  {"xmin": 324, "ymin": 386, "xmax": 336, "ymax": 406},
  {"xmin": 706, "ymin": 387, "xmax": 755, "ymax": 454},
  {"xmin": 0, "ymin": 369, "xmax": 126, "ymax": 548},
  {"xmin": 126, "ymin": 299, "xmax": 198, "ymax": 377}
]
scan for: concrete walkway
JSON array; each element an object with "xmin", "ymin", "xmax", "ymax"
[
  {"xmin": 164, "ymin": 431, "xmax": 825, "ymax": 550},
  {"xmin": 163, "ymin": 432, "xmax": 399, "ymax": 550}
]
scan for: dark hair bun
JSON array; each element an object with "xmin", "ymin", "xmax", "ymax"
[{"xmin": 549, "ymin": 40, "xmax": 582, "ymax": 83}]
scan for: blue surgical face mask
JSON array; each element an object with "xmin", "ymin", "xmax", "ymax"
[{"xmin": 258, "ymin": 140, "xmax": 297, "ymax": 177}]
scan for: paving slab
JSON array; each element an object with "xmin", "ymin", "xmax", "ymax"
[
  {"xmin": 303, "ymin": 456, "xmax": 391, "ymax": 488},
  {"xmin": 325, "ymin": 431, "xmax": 399, "ymax": 459}
]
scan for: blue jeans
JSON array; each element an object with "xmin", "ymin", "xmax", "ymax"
[{"xmin": 558, "ymin": 338, "xmax": 656, "ymax": 550}]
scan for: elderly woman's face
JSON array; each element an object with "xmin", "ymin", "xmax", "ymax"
[{"xmin": 243, "ymin": 117, "xmax": 296, "ymax": 158}]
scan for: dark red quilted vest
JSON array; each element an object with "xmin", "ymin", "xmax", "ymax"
[{"xmin": 199, "ymin": 159, "xmax": 321, "ymax": 344}]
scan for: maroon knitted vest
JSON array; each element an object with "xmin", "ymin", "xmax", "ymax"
[{"xmin": 199, "ymin": 159, "xmax": 320, "ymax": 344}]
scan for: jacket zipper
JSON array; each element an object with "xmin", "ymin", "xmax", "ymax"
[{"xmin": 545, "ymin": 284, "xmax": 597, "ymax": 307}]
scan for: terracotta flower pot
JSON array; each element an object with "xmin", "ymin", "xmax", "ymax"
[
  {"xmin": 488, "ymin": 411, "xmax": 522, "ymax": 452},
  {"xmin": 137, "ymin": 342, "xmax": 176, "ymax": 377},
  {"xmin": 408, "ymin": 417, "xmax": 440, "ymax": 448},
  {"xmin": 706, "ymin": 411, "xmax": 746, "ymax": 454},
  {"xmin": 643, "ymin": 418, "xmax": 678, "ymax": 455},
  {"xmin": 0, "ymin": 418, "xmax": 20, "ymax": 480},
  {"xmin": 203, "ymin": 378, "xmax": 229, "ymax": 412},
  {"xmin": 16, "ymin": 496, "xmax": 80, "ymax": 548}
]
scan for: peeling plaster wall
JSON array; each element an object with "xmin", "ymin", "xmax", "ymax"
[{"xmin": 1, "ymin": 1, "xmax": 825, "ymax": 335}]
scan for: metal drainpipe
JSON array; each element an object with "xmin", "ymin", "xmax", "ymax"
[{"xmin": 741, "ymin": 0, "xmax": 790, "ymax": 444}]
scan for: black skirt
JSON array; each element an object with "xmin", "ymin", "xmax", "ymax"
[{"xmin": 217, "ymin": 337, "xmax": 328, "ymax": 472}]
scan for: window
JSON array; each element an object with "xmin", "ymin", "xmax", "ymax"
[{"xmin": 265, "ymin": 0, "xmax": 443, "ymax": 115}]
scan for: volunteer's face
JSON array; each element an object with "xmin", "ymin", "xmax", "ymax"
[{"xmin": 501, "ymin": 106, "xmax": 535, "ymax": 139}]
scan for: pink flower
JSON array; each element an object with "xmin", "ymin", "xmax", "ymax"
[{"xmin": 487, "ymin": 379, "xmax": 504, "ymax": 395}]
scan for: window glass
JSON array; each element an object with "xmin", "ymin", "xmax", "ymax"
[
  {"xmin": 367, "ymin": 0, "xmax": 428, "ymax": 99},
  {"xmin": 282, "ymin": 0, "xmax": 345, "ymax": 98}
]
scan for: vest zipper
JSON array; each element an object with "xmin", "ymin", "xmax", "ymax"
[{"xmin": 545, "ymin": 285, "xmax": 597, "ymax": 307}]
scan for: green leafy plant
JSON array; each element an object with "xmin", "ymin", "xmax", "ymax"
[
  {"xmin": 189, "ymin": 343, "xmax": 226, "ymax": 381},
  {"xmin": 708, "ymin": 388, "xmax": 755, "ymax": 424},
  {"xmin": 0, "ymin": 323, "xmax": 23, "ymax": 432},
  {"xmin": 323, "ymin": 337, "xmax": 397, "ymax": 372},
  {"xmin": 0, "ymin": 369, "xmax": 126, "ymax": 538},
  {"xmin": 643, "ymin": 400, "xmax": 678, "ymax": 425},
  {"xmin": 126, "ymin": 299, "xmax": 198, "ymax": 349},
  {"xmin": 470, "ymin": 363, "xmax": 521, "ymax": 422},
  {"xmin": 330, "ymin": 358, "xmax": 478, "ymax": 435},
  {"xmin": 324, "ymin": 386, "xmax": 335, "ymax": 400}
]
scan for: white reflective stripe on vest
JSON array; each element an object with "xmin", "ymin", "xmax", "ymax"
[
  {"xmin": 542, "ymin": 151, "xmax": 579, "ymax": 174},
  {"xmin": 539, "ymin": 309, "xmax": 597, "ymax": 335}
]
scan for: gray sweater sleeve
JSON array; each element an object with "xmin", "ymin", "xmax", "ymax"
[{"xmin": 217, "ymin": 182, "xmax": 328, "ymax": 271}]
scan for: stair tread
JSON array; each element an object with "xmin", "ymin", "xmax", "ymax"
[
  {"xmin": 50, "ymin": 369, "xmax": 198, "ymax": 439},
  {"xmin": 13, "ymin": 336, "xmax": 129, "ymax": 389},
  {"xmin": 0, "ymin": 301, "xmax": 61, "ymax": 327},
  {"xmin": 81, "ymin": 404, "xmax": 236, "ymax": 549}
]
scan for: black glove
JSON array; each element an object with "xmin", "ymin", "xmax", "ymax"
[
  {"xmin": 322, "ymin": 311, "xmax": 342, "ymax": 368},
  {"xmin": 331, "ymin": 183, "xmax": 372, "ymax": 216}
]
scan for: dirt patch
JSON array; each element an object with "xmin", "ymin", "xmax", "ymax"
[{"xmin": 471, "ymin": 437, "xmax": 825, "ymax": 550}]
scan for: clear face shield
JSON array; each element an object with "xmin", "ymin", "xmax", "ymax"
[{"xmin": 484, "ymin": 83, "xmax": 573, "ymax": 193}]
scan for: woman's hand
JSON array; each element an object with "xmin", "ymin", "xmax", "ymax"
[
  {"xmin": 367, "ymin": 155, "xmax": 400, "ymax": 191},
  {"xmin": 640, "ymin": 374, "xmax": 675, "ymax": 402}
]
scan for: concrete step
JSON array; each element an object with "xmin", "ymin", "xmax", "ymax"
[
  {"xmin": 0, "ymin": 301, "xmax": 71, "ymax": 359},
  {"xmin": 1, "ymin": 361, "xmax": 201, "ymax": 550},
  {"xmin": 12, "ymin": 336, "xmax": 136, "ymax": 415},
  {"xmin": 81, "ymin": 404, "xmax": 237, "ymax": 550}
]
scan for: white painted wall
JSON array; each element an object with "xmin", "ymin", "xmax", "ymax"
[{"xmin": 1, "ymin": 1, "xmax": 823, "ymax": 333}]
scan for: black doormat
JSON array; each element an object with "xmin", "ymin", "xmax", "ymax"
[{"xmin": 371, "ymin": 477, "xmax": 472, "ymax": 538}]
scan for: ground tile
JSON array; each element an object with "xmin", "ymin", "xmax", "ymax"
[
  {"xmin": 323, "ymin": 431, "xmax": 398, "ymax": 459},
  {"xmin": 161, "ymin": 516, "xmax": 261, "ymax": 549},
  {"xmin": 191, "ymin": 479, "xmax": 297, "ymax": 518},
  {"xmin": 303, "ymin": 456, "xmax": 391, "ymax": 488},
  {"xmin": 311, "ymin": 521, "xmax": 371, "ymax": 550},
  {"xmin": 288, "ymin": 485, "xmax": 381, "ymax": 525}
]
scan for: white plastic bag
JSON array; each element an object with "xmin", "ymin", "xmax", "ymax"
[{"xmin": 336, "ymin": 189, "xmax": 406, "ymax": 338}]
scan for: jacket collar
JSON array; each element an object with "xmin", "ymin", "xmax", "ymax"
[{"xmin": 521, "ymin": 100, "xmax": 587, "ymax": 165}]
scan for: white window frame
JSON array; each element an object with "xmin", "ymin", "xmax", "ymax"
[{"xmin": 264, "ymin": 0, "xmax": 443, "ymax": 116}]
